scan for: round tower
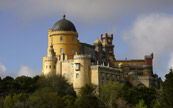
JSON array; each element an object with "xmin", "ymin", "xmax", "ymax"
[
  {"xmin": 47, "ymin": 14, "xmax": 80, "ymax": 59},
  {"xmin": 73, "ymin": 54, "xmax": 91, "ymax": 94},
  {"xmin": 44, "ymin": 44, "xmax": 57, "ymax": 76}
]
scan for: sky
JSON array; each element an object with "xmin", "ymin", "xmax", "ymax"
[{"xmin": 0, "ymin": 0, "xmax": 173, "ymax": 79}]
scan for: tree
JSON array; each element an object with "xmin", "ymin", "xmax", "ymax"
[
  {"xmin": 13, "ymin": 93, "xmax": 28, "ymax": 108},
  {"xmin": 134, "ymin": 99, "xmax": 147, "ymax": 108},
  {"xmin": 100, "ymin": 82, "xmax": 124, "ymax": 108},
  {"xmin": 3, "ymin": 95, "xmax": 14, "ymax": 108},
  {"xmin": 29, "ymin": 88, "xmax": 64, "ymax": 108},
  {"xmin": 1, "ymin": 76, "xmax": 15, "ymax": 95},
  {"xmin": 75, "ymin": 84, "xmax": 99, "ymax": 108},
  {"xmin": 37, "ymin": 75, "xmax": 76, "ymax": 96},
  {"xmin": 14, "ymin": 76, "xmax": 36, "ymax": 93},
  {"xmin": 161, "ymin": 68, "xmax": 173, "ymax": 107}
]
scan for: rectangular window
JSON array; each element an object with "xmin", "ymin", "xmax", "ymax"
[
  {"xmin": 75, "ymin": 63, "xmax": 80, "ymax": 71},
  {"xmin": 60, "ymin": 48, "xmax": 63, "ymax": 54},
  {"xmin": 106, "ymin": 74, "xmax": 110, "ymax": 80},
  {"xmin": 112, "ymin": 74, "xmax": 115, "ymax": 81},
  {"xmin": 60, "ymin": 36, "xmax": 63, "ymax": 41},
  {"xmin": 102, "ymin": 73, "xmax": 104, "ymax": 79},
  {"xmin": 72, "ymin": 49, "xmax": 75, "ymax": 54},
  {"xmin": 72, "ymin": 36, "xmax": 75, "ymax": 42}
]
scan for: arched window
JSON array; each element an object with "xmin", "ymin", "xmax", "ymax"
[
  {"xmin": 60, "ymin": 36, "xmax": 63, "ymax": 41},
  {"xmin": 72, "ymin": 49, "xmax": 75, "ymax": 54},
  {"xmin": 72, "ymin": 36, "xmax": 75, "ymax": 42},
  {"xmin": 76, "ymin": 73, "xmax": 79, "ymax": 78}
]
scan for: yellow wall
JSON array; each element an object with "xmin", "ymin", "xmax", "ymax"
[
  {"xmin": 47, "ymin": 30, "xmax": 80, "ymax": 59},
  {"xmin": 115, "ymin": 60, "xmax": 145, "ymax": 66}
]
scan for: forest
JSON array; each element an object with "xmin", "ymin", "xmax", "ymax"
[{"xmin": 0, "ymin": 68, "xmax": 172, "ymax": 108}]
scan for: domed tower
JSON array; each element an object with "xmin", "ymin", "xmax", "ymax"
[
  {"xmin": 42, "ymin": 14, "xmax": 80, "ymax": 73},
  {"xmin": 47, "ymin": 14, "xmax": 80, "ymax": 59}
]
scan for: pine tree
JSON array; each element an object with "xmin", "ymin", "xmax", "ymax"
[{"xmin": 162, "ymin": 67, "xmax": 173, "ymax": 107}]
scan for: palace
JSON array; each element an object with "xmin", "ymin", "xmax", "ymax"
[{"xmin": 42, "ymin": 14, "xmax": 160, "ymax": 93}]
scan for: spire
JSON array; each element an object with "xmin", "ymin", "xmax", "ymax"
[
  {"xmin": 62, "ymin": 14, "xmax": 66, "ymax": 19},
  {"xmin": 48, "ymin": 37, "xmax": 55, "ymax": 57}
]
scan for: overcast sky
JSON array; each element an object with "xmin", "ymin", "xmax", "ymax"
[{"xmin": 0, "ymin": 0, "xmax": 173, "ymax": 79}]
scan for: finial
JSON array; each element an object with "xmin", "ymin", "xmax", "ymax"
[{"xmin": 62, "ymin": 14, "xmax": 66, "ymax": 19}]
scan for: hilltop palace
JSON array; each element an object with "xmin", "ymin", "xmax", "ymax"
[{"xmin": 42, "ymin": 14, "xmax": 160, "ymax": 93}]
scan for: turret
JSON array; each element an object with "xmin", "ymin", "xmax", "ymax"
[
  {"xmin": 73, "ymin": 54, "xmax": 91, "ymax": 94},
  {"xmin": 44, "ymin": 43, "xmax": 57, "ymax": 76},
  {"xmin": 101, "ymin": 33, "xmax": 116, "ymax": 60}
]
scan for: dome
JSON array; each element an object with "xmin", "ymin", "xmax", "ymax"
[
  {"xmin": 94, "ymin": 39, "xmax": 101, "ymax": 44},
  {"xmin": 102, "ymin": 42, "xmax": 108, "ymax": 46},
  {"xmin": 52, "ymin": 14, "xmax": 77, "ymax": 32}
]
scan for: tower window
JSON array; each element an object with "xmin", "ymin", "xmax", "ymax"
[
  {"xmin": 72, "ymin": 49, "xmax": 75, "ymax": 54},
  {"xmin": 75, "ymin": 63, "xmax": 80, "ymax": 71},
  {"xmin": 49, "ymin": 65, "xmax": 51, "ymax": 69},
  {"xmin": 60, "ymin": 36, "xmax": 63, "ymax": 41},
  {"xmin": 60, "ymin": 48, "xmax": 63, "ymax": 54},
  {"xmin": 76, "ymin": 73, "xmax": 79, "ymax": 78},
  {"xmin": 71, "ymin": 63, "xmax": 74, "ymax": 69},
  {"xmin": 72, "ymin": 36, "xmax": 75, "ymax": 42}
]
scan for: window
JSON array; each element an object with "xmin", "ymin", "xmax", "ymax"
[
  {"xmin": 112, "ymin": 75, "xmax": 115, "ymax": 81},
  {"xmin": 76, "ymin": 73, "xmax": 79, "ymax": 78},
  {"xmin": 46, "ymin": 65, "xmax": 47, "ymax": 69},
  {"xmin": 75, "ymin": 63, "xmax": 80, "ymax": 71},
  {"xmin": 71, "ymin": 63, "xmax": 74, "ymax": 69},
  {"xmin": 71, "ymin": 73, "xmax": 73, "ymax": 78},
  {"xmin": 64, "ymin": 73, "xmax": 66, "ymax": 78},
  {"xmin": 106, "ymin": 74, "xmax": 110, "ymax": 80},
  {"xmin": 72, "ymin": 49, "xmax": 75, "ymax": 54},
  {"xmin": 108, "ymin": 39, "xmax": 111, "ymax": 43},
  {"xmin": 72, "ymin": 36, "xmax": 75, "ymax": 42},
  {"xmin": 49, "ymin": 65, "xmax": 51, "ymax": 69},
  {"xmin": 102, "ymin": 73, "xmax": 104, "ymax": 79},
  {"xmin": 102, "ymin": 81, "xmax": 104, "ymax": 86},
  {"xmin": 60, "ymin": 36, "xmax": 63, "ymax": 41},
  {"xmin": 54, "ymin": 65, "xmax": 56, "ymax": 69},
  {"xmin": 117, "ymin": 76, "xmax": 120, "ymax": 80},
  {"xmin": 60, "ymin": 48, "xmax": 63, "ymax": 54}
]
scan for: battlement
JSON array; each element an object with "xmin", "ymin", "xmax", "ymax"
[{"xmin": 74, "ymin": 54, "xmax": 91, "ymax": 59}]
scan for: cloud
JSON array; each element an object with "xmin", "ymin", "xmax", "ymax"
[
  {"xmin": 0, "ymin": 62, "xmax": 7, "ymax": 78},
  {"xmin": 0, "ymin": 0, "xmax": 173, "ymax": 23},
  {"xmin": 168, "ymin": 52, "xmax": 173, "ymax": 70},
  {"xmin": 17, "ymin": 65, "xmax": 41, "ymax": 77},
  {"xmin": 123, "ymin": 13, "xmax": 173, "ymax": 78}
]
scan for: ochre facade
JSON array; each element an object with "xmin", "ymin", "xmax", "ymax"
[{"xmin": 42, "ymin": 15, "xmax": 160, "ymax": 93}]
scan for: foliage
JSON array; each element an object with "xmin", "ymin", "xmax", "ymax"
[
  {"xmin": 161, "ymin": 68, "xmax": 173, "ymax": 108},
  {"xmin": 124, "ymin": 86, "xmax": 156, "ymax": 108},
  {"xmin": 75, "ymin": 84, "xmax": 99, "ymax": 108},
  {"xmin": 37, "ymin": 75, "xmax": 76, "ymax": 96},
  {"xmin": 100, "ymin": 82, "xmax": 124, "ymax": 108},
  {"xmin": 29, "ymin": 88, "xmax": 64, "ymax": 108},
  {"xmin": 134, "ymin": 99, "xmax": 147, "ymax": 108}
]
